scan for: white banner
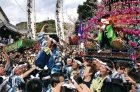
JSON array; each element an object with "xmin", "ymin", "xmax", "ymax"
[
  {"xmin": 26, "ymin": 0, "xmax": 36, "ymax": 40},
  {"xmin": 55, "ymin": 0, "xmax": 65, "ymax": 41}
]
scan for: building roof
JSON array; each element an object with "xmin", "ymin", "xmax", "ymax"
[
  {"xmin": 0, "ymin": 7, "xmax": 10, "ymax": 22},
  {"xmin": 0, "ymin": 22, "xmax": 24, "ymax": 36}
]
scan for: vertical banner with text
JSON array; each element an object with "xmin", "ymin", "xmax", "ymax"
[
  {"xmin": 55, "ymin": 0, "xmax": 65, "ymax": 41},
  {"xmin": 27, "ymin": 0, "xmax": 36, "ymax": 40}
]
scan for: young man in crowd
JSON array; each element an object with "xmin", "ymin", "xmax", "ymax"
[
  {"xmin": 26, "ymin": 79, "xmax": 42, "ymax": 92},
  {"xmin": 90, "ymin": 59, "xmax": 113, "ymax": 92},
  {"xmin": 83, "ymin": 64, "xmax": 97, "ymax": 88},
  {"xmin": 63, "ymin": 58, "xmax": 73, "ymax": 83},
  {"xmin": 7, "ymin": 35, "xmax": 14, "ymax": 45},
  {"xmin": 46, "ymin": 73, "xmax": 63, "ymax": 92},
  {"xmin": 93, "ymin": 58, "xmax": 102, "ymax": 78},
  {"xmin": 71, "ymin": 57, "xmax": 84, "ymax": 77},
  {"xmin": 11, "ymin": 64, "xmax": 37, "ymax": 91}
]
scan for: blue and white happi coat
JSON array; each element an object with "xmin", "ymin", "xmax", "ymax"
[
  {"xmin": 35, "ymin": 32, "xmax": 62, "ymax": 74},
  {"xmin": 63, "ymin": 65, "xmax": 73, "ymax": 82}
]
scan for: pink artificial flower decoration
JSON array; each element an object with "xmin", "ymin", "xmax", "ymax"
[
  {"xmin": 131, "ymin": 52, "xmax": 136, "ymax": 61},
  {"xmin": 82, "ymin": 35, "xmax": 86, "ymax": 39},
  {"xmin": 130, "ymin": 41, "xmax": 137, "ymax": 48}
]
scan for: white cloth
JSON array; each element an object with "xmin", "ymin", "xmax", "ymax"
[{"xmin": 8, "ymin": 38, "xmax": 14, "ymax": 44}]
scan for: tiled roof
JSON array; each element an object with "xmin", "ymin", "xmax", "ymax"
[{"xmin": 0, "ymin": 22, "xmax": 24, "ymax": 36}]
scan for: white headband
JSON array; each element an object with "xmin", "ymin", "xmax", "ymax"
[
  {"xmin": 17, "ymin": 63, "xmax": 27, "ymax": 67},
  {"xmin": 13, "ymin": 63, "xmax": 27, "ymax": 72},
  {"xmin": 49, "ymin": 37, "xmax": 57, "ymax": 44},
  {"xmin": 98, "ymin": 60, "xmax": 112, "ymax": 71},
  {"xmin": 93, "ymin": 58, "xmax": 102, "ymax": 64},
  {"xmin": 101, "ymin": 19, "xmax": 109, "ymax": 24},
  {"xmin": 67, "ymin": 58, "xmax": 72, "ymax": 61},
  {"xmin": 42, "ymin": 75, "xmax": 51, "ymax": 80},
  {"xmin": 101, "ymin": 62, "xmax": 112, "ymax": 71},
  {"xmin": 74, "ymin": 59, "xmax": 82, "ymax": 66},
  {"xmin": 93, "ymin": 58, "xmax": 112, "ymax": 71}
]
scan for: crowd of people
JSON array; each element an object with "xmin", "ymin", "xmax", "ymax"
[
  {"xmin": 0, "ymin": 35, "xmax": 20, "ymax": 48},
  {"xmin": 0, "ymin": 24, "xmax": 139, "ymax": 92}
]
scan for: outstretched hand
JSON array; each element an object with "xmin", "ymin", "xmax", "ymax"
[
  {"xmin": 44, "ymin": 24, "xmax": 52, "ymax": 27},
  {"xmin": 16, "ymin": 90, "xmax": 22, "ymax": 92},
  {"xmin": 74, "ymin": 83, "xmax": 93, "ymax": 92},
  {"xmin": 40, "ymin": 24, "xmax": 52, "ymax": 32}
]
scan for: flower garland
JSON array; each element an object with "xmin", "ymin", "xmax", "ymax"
[
  {"xmin": 82, "ymin": 0, "xmax": 140, "ymax": 70},
  {"xmin": 123, "ymin": 29, "xmax": 140, "ymax": 36}
]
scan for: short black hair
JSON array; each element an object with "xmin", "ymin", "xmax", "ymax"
[
  {"xmin": 51, "ymin": 76, "xmax": 60, "ymax": 87},
  {"xmin": 101, "ymin": 14, "xmax": 110, "ymax": 19},
  {"xmin": 74, "ymin": 75, "xmax": 83, "ymax": 84},
  {"xmin": 74, "ymin": 57, "xmax": 83, "ymax": 63},
  {"xmin": 49, "ymin": 34, "xmax": 59, "ymax": 42},
  {"xmin": 39, "ymin": 69, "xmax": 51, "ymax": 79},
  {"xmin": 102, "ymin": 59, "xmax": 113, "ymax": 74},
  {"xmin": 26, "ymin": 79, "xmax": 42, "ymax": 92},
  {"xmin": 86, "ymin": 64, "xmax": 97, "ymax": 78},
  {"xmin": 0, "ymin": 77, "xmax": 3, "ymax": 84}
]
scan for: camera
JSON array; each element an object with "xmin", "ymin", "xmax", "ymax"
[{"xmin": 101, "ymin": 77, "xmax": 132, "ymax": 92}]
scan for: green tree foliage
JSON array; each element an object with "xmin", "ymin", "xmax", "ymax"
[
  {"xmin": 36, "ymin": 20, "xmax": 56, "ymax": 33},
  {"xmin": 75, "ymin": 0, "xmax": 97, "ymax": 33},
  {"xmin": 74, "ymin": 21, "xmax": 80, "ymax": 34},
  {"xmin": 77, "ymin": 1, "xmax": 92, "ymax": 20},
  {"xmin": 16, "ymin": 22, "xmax": 28, "ymax": 30},
  {"xmin": 16, "ymin": 20, "xmax": 56, "ymax": 33}
]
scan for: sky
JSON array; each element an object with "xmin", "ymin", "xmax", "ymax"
[{"xmin": 0, "ymin": 0, "xmax": 86, "ymax": 25}]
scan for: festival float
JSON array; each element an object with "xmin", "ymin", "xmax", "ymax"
[
  {"xmin": 0, "ymin": 39, "xmax": 37, "ymax": 53},
  {"xmin": 83, "ymin": 0, "xmax": 140, "ymax": 69}
]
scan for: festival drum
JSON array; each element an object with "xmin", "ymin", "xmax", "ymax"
[
  {"xmin": 86, "ymin": 41, "xmax": 95, "ymax": 50},
  {"xmin": 112, "ymin": 37, "xmax": 125, "ymax": 49}
]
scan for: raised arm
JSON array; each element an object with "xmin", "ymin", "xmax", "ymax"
[
  {"xmin": 21, "ymin": 65, "xmax": 37, "ymax": 78},
  {"xmin": 38, "ymin": 24, "xmax": 50, "ymax": 45},
  {"xmin": 40, "ymin": 24, "xmax": 50, "ymax": 33},
  {"xmin": 2, "ymin": 53, "xmax": 10, "ymax": 68}
]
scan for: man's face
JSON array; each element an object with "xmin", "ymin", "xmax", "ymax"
[
  {"xmin": 67, "ymin": 60, "xmax": 72, "ymax": 66},
  {"xmin": 99, "ymin": 65, "xmax": 109, "ymax": 76},
  {"xmin": 66, "ymin": 53, "xmax": 69, "ymax": 56},
  {"xmin": 59, "ymin": 76, "xmax": 64, "ymax": 83},
  {"xmin": 72, "ymin": 61, "xmax": 79, "ymax": 70},
  {"xmin": 117, "ymin": 67, "xmax": 124, "ymax": 75},
  {"xmin": 14, "ymin": 67, "xmax": 24, "ymax": 75},
  {"xmin": 22, "ymin": 65, "xmax": 27, "ymax": 72},
  {"xmin": 9, "ymin": 36, "xmax": 11, "ymax": 38},
  {"xmin": 47, "ymin": 39, "xmax": 53, "ymax": 48},
  {"xmin": 94, "ymin": 60, "xmax": 101, "ymax": 70},
  {"xmin": 83, "ymin": 66, "xmax": 91, "ymax": 77},
  {"xmin": 0, "ymin": 66, "xmax": 6, "ymax": 76}
]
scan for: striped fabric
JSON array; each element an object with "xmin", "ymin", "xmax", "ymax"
[
  {"xmin": 6, "ymin": 81, "xmax": 15, "ymax": 92},
  {"xmin": 38, "ymin": 32, "xmax": 47, "ymax": 50},
  {"xmin": 36, "ymin": 32, "xmax": 62, "ymax": 74},
  {"xmin": 63, "ymin": 65, "xmax": 73, "ymax": 82},
  {"xmin": 11, "ymin": 75, "xmax": 25, "ymax": 92}
]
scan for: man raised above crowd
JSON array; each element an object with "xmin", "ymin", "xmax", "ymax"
[{"xmin": 35, "ymin": 24, "xmax": 62, "ymax": 74}]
